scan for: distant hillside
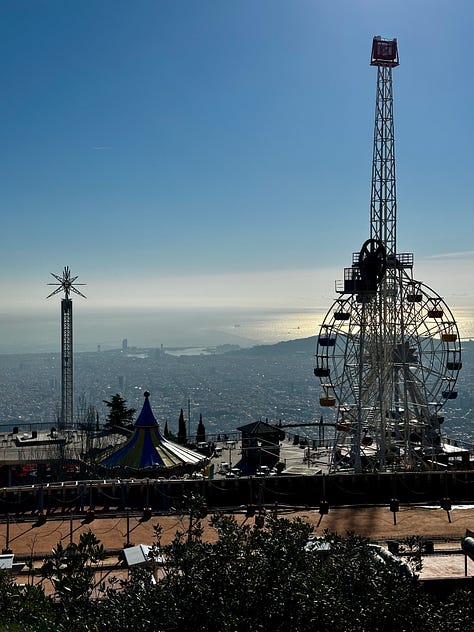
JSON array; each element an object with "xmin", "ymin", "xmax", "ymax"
[{"xmin": 228, "ymin": 336, "xmax": 317, "ymax": 356}]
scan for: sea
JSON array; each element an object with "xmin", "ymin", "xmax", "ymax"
[
  {"xmin": 0, "ymin": 307, "xmax": 474, "ymax": 354},
  {"xmin": 0, "ymin": 307, "xmax": 325, "ymax": 354},
  {"xmin": 1, "ymin": 305, "xmax": 474, "ymax": 354}
]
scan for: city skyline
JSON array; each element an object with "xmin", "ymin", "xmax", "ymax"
[{"xmin": 1, "ymin": 1, "xmax": 473, "ymax": 341}]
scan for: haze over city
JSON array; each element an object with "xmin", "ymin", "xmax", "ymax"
[{"xmin": 1, "ymin": 1, "xmax": 473, "ymax": 352}]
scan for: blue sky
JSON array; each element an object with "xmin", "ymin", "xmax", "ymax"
[{"xmin": 1, "ymin": 0, "xmax": 473, "ymax": 322}]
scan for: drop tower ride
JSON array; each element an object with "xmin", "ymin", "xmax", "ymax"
[{"xmin": 47, "ymin": 267, "xmax": 86, "ymax": 430}]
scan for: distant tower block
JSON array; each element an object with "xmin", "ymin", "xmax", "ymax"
[
  {"xmin": 47, "ymin": 266, "xmax": 86, "ymax": 430},
  {"xmin": 122, "ymin": 338, "xmax": 128, "ymax": 351}
]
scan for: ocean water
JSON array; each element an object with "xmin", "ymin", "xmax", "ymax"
[
  {"xmin": 0, "ymin": 308, "xmax": 326, "ymax": 354},
  {"xmin": 0, "ymin": 305, "xmax": 473, "ymax": 354},
  {"xmin": 451, "ymin": 307, "xmax": 474, "ymax": 341}
]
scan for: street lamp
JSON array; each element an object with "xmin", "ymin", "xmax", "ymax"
[{"xmin": 226, "ymin": 441, "xmax": 236, "ymax": 469}]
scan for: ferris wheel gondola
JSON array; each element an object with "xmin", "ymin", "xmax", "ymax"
[{"xmin": 315, "ymin": 274, "xmax": 461, "ymax": 470}]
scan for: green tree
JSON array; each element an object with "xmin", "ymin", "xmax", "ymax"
[
  {"xmin": 0, "ymin": 570, "xmax": 53, "ymax": 631},
  {"xmin": 177, "ymin": 408, "xmax": 187, "ymax": 445},
  {"xmin": 40, "ymin": 530, "xmax": 106, "ymax": 628},
  {"xmin": 41, "ymin": 530, "xmax": 106, "ymax": 604},
  {"xmin": 196, "ymin": 413, "xmax": 206, "ymax": 444},
  {"xmin": 96, "ymin": 508, "xmax": 474, "ymax": 632},
  {"xmin": 103, "ymin": 394, "xmax": 136, "ymax": 428},
  {"xmin": 2, "ymin": 511, "xmax": 474, "ymax": 632}
]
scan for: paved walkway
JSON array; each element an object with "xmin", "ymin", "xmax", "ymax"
[{"xmin": 2, "ymin": 504, "xmax": 474, "ymax": 559}]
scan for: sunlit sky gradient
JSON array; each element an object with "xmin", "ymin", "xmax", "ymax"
[{"xmin": 1, "ymin": 1, "xmax": 473, "ymax": 333}]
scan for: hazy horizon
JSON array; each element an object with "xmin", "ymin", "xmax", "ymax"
[
  {"xmin": 1, "ymin": 304, "xmax": 474, "ymax": 355},
  {"xmin": 0, "ymin": 306, "xmax": 324, "ymax": 354}
]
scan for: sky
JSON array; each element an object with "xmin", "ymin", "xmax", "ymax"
[{"xmin": 1, "ymin": 0, "xmax": 474, "ymax": 348}]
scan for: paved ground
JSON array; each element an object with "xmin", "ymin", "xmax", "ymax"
[
  {"xmin": 2, "ymin": 504, "xmax": 474, "ymax": 561},
  {"xmin": 0, "ymin": 505, "xmax": 466, "ymax": 555},
  {"xmin": 3, "ymin": 440, "xmax": 474, "ymax": 582},
  {"xmin": 4, "ymin": 440, "xmax": 474, "ymax": 590}
]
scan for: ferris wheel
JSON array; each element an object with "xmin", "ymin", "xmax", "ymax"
[
  {"xmin": 313, "ymin": 37, "xmax": 462, "ymax": 471},
  {"xmin": 315, "ymin": 269, "xmax": 462, "ymax": 470}
]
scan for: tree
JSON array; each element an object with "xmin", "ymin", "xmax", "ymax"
[
  {"xmin": 76, "ymin": 394, "xmax": 97, "ymax": 432},
  {"xmin": 177, "ymin": 408, "xmax": 187, "ymax": 445},
  {"xmin": 164, "ymin": 420, "xmax": 170, "ymax": 438},
  {"xmin": 96, "ymin": 507, "xmax": 474, "ymax": 632},
  {"xmin": 0, "ymin": 531, "xmax": 106, "ymax": 631},
  {"xmin": 0, "ymin": 569, "xmax": 53, "ymax": 631},
  {"xmin": 196, "ymin": 413, "xmax": 206, "ymax": 444},
  {"xmin": 103, "ymin": 394, "xmax": 136, "ymax": 428},
  {"xmin": 1, "ymin": 516, "xmax": 474, "ymax": 632},
  {"xmin": 40, "ymin": 530, "xmax": 106, "ymax": 609}
]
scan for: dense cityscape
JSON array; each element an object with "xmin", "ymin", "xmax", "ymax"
[
  {"xmin": 0, "ymin": 337, "xmax": 318, "ymax": 437},
  {"xmin": 0, "ymin": 335, "xmax": 473, "ymax": 447}
]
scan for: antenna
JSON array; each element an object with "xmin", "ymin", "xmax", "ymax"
[{"xmin": 47, "ymin": 266, "xmax": 86, "ymax": 430}]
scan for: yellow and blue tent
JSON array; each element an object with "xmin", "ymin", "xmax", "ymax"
[{"xmin": 99, "ymin": 391, "xmax": 205, "ymax": 470}]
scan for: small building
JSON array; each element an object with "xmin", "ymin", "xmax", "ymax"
[{"xmin": 237, "ymin": 420, "xmax": 285, "ymax": 470}]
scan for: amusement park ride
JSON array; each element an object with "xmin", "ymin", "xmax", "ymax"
[
  {"xmin": 314, "ymin": 37, "xmax": 462, "ymax": 473},
  {"xmin": 47, "ymin": 266, "xmax": 86, "ymax": 431}
]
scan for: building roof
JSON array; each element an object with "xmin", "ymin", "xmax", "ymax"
[
  {"xmin": 134, "ymin": 392, "xmax": 158, "ymax": 427},
  {"xmin": 237, "ymin": 420, "xmax": 284, "ymax": 436}
]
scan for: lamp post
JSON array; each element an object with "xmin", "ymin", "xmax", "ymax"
[
  {"xmin": 227, "ymin": 440, "xmax": 236, "ymax": 469},
  {"xmin": 2, "ymin": 513, "xmax": 12, "ymax": 554}
]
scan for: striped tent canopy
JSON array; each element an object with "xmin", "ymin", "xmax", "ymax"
[{"xmin": 99, "ymin": 391, "xmax": 205, "ymax": 470}]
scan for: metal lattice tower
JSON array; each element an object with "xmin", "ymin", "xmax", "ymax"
[
  {"xmin": 370, "ymin": 36, "xmax": 399, "ymax": 256},
  {"xmin": 46, "ymin": 267, "xmax": 86, "ymax": 430},
  {"xmin": 366, "ymin": 37, "xmax": 400, "ymax": 470},
  {"xmin": 314, "ymin": 37, "xmax": 462, "ymax": 473}
]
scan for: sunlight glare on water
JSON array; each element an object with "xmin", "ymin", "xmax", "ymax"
[
  {"xmin": 1, "ymin": 305, "xmax": 474, "ymax": 354},
  {"xmin": 452, "ymin": 307, "xmax": 474, "ymax": 340},
  {"xmin": 218, "ymin": 309, "xmax": 327, "ymax": 346}
]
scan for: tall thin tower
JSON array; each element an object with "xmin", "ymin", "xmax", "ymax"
[
  {"xmin": 314, "ymin": 37, "xmax": 462, "ymax": 472},
  {"xmin": 370, "ymin": 36, "xmax": 399, "ymax": 258},
  {"xmin": 367, "ymin": 37, "xmax": 400, "ymax": 470},
  {"xmin": 47, "ymin": 267, "xmax": 86, "ymax": 430}
]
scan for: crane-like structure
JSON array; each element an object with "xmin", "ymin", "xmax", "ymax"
[
  {"xmin": 314, "ymin": 37, "xmax": 462, "ymax": 472},
  {"xmin": 47, "ymin": 266, "xmax": 86, "ymax": 430}
]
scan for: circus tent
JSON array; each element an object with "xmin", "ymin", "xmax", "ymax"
[{"xmin": 98, "ymin": 391, "xmax": 206, "ymax": 470}]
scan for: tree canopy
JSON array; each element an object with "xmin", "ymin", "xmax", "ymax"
[
  {"xmin": 103, "ymin": 394, "xmax": 136, "ymax": 428},
  {"xmin": 177, "ymin": 408, "xmax": 187, "ymax": 445},
  {"xmin": 196, "ymin": 413, "xmax": 206, "ymax": 444},
  {"xmin": 1, "ymin": 504, "xmax": 474, "ymax": 632}
]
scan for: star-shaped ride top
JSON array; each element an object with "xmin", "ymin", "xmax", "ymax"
[{"xmin": 46, "ymin": 266, "xmax": 87, "ymax": 300}]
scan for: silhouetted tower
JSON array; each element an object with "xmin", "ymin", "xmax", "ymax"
[
  {"xmin": 314, "ymin": 37, "xmax": 461, "ymax": 472},
  {"xmin": 369, "ymin": 36, "xmax": 399, "ymax": 258},
  {"xmin": 47, "ymin": 267, "xmax": 86, "ymax": 430}
]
